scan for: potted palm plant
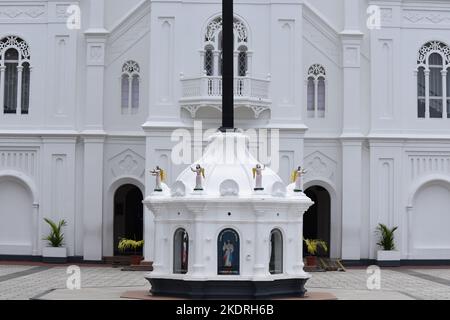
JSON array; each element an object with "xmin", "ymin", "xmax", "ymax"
[
  {"xmin": 42, "ymin": 218, "xmax": 68, "ymax": 263},
  {"xmin": 304, "ymin": 239, "xmax": 328, "ymax": 267},
  {"xmin": 118, "ymin": 238, "xmax": 144, "ymax": 265},
  {"xmin": 376, "ymin": 223, "xmax": 400, "ymax": 267}
]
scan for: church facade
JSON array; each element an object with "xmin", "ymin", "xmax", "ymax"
[{"xmin": 1, "ymin": 0, "xmax": 450, "ymax": 263}]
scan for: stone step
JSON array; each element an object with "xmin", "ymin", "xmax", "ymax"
[{"xmin": 121, "ymin": 264, "xmax": 153, "ymax": 272}]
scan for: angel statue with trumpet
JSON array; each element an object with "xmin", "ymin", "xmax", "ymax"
[
  {"xmin": 191, "ymin": 164, "xmax": 205, "ymax": 191},
  {"xmin": 291, "ymin": 166, "xmax": 307, "ymax": 192},
  {"xmin": 252, "ymin": 164, "xmax": 265, "ymax": 191},
  {"xmin": 150, "ymin": 166, "xmax": 165, "ymax": 192}
]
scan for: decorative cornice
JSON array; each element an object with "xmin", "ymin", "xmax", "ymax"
[
  {"xmin": 403, "ymin": 10, "xmax": 450, "ymax": 25},
  {"xmin": 0, "ymin": 5, "xmax": 45, "ymax": 20}
]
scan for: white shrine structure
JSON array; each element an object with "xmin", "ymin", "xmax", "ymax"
[{"xmin": 144, "ymin": 131, "xmax": 313, "ymax": 298}]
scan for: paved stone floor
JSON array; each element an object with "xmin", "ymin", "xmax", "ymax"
[{"xmin": 0, "ymin": 263, "xmax": 449, "ymax": 300}]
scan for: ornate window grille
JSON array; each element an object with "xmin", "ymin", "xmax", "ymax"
[
  {"xmin": 238, "ymin": 46, "xmax": 248, "ymax": 77},
  {"xmin": 202, "ymin": 16, "xmax": 250, "ymax": 77},
  {"xmin": 204, "ymin": 45, "xmax": 214, "ymax": 76},
  {"xmin": 416, "ymin": 41, "xmax": 450, "ymax": 119},
  {"xmin": 121, "ymin": 61, "xmax": 140, "ymax": 114},
  {"xmin": 306, "ymin": 64, "xmax": 326, "ymax": 118},
  {"xmin": 0, "ymin": 36, "xmax": 31, "ymax": 115}
]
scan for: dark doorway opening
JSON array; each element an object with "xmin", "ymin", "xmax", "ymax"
[
  {"xmin": 304, "ymin": 186, "xmax": 331, "ymax": 257},
  {"xmin": 113, "ymin": 184, "xmax": 143, "ymax": 256}
]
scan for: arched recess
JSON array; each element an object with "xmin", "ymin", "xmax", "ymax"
[
  {"xmin": 103, "ymin": 176, "xmax": 144, "ymax": 257},
  {"xmin": 217, "ymin": 228, "xmax": 240, "ymax": 275},
  {"xmin": 303, "ymin": 179, "xmax": 341, "ymax": 259},
  {"xmin": 173, "ymin": 228, "xmax": 189, "ymax": 274},
  {"xmin": 269, "ymin": 229, "xmax": 283, "ymax": 274},
  {"xmin": 0, "ymin": 170, "xmax": 39, "ymax": 256},
  {"xmin": 406, "ymin": 175, "xmax": 450, "ymax": 259}
]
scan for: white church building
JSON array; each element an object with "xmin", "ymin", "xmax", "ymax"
[{"xmin": 1, "ymin": 0, "xmax": 450, "ymax": 264}]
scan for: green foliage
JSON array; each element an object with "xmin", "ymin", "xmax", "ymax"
[
  {"xmin": 118, "ymin": 238, "xmax": 144, "ymax": 254},
  {"xmin": 304, "ymin": 239, "xmax": 328, "ymax": 256},
  {"xmin": 376, "ymin": 223, "xmax": 398, "ymax": 251},
  {"xmin": 43, "ymin": 218, "xmax": 67, "ymax": 247}
]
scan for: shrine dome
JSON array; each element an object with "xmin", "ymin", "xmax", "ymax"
[{"xmin": 159, "ymin": 131, "xmax": 303, "ymax": 199}]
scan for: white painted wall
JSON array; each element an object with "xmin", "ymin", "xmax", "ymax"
[
  {"xmin": 1, "ymin": 0, "xmax": 450, "ymax": 262},
  {"xmin": 0, "ymin": 178, "xmax": 33, "ymax": 255}
]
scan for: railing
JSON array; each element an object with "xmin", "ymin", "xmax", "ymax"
[
  {"xmin": 181, "ymin": 76, "xmax": 270, "ymax": 100},
  {"xmin": 180, "ymin": 75, "xmax": 271, "ymax": 118}
]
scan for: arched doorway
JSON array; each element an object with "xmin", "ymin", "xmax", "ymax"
[
  {"xmin": 0, "ymin": 177, "xmax": 33, "ymax": 255},
  {"xmin": 304, "ymin": 186, "xmax": 331, "ymax": 257},
  {"xmin": 113, "ymin": 184, "xmax": 143, "ymax": 256},
  {"xmin": 411, "ymin": 181, "xmax": 450, "ymax": 259}
]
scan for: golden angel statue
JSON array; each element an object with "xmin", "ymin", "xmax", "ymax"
[
  {"xmin": 150, "ymin": 166, "xmax": 165, "ymax": 192},
  {"xmin": 191, "ymin": 164, "xmax": 205, "ymax": 191},
  {"xmin": 291, "ymin": 166, "xmax": 307, "ymax": 192},
  {"xmin": 252, "ymin": 164, "xmax": 265, "ymax": 191}
]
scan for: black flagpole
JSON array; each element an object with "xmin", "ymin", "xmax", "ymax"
[{"xmin": 220, "ymin": 0, "xmax": 234, "ymax": 131}]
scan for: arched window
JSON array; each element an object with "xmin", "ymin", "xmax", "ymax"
[
  {"xmin": 121, "ymin": 61, "xmax": 140, "ymax": 114},
  {"xmin": 307, "ymin": 64, "xmax": 326, "ymax": 118},
  {"xmin": 269, "ymin": 229, "xmax": 283, "ymax": 274},
  {"xmin": 202, "ymin": 16, "xmax": 249, "ymax": 77},
  {"xmin": 417, "ymin": 41, "xmax": 450, "ymax": 118},
  {"xmin": 0, "ymin": 36, "xmax": 31, "ymax": 115},
  {"xmin": 173, "ymin": 228, "xmax": 189, "ymax": 274},
  {"xmin": 217, "ymin": 228, "xmax": 240, "ymax": 275}
]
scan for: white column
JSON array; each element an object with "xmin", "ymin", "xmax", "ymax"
[
  {"xmin": 342, "ymin": 0, "xmax": 363, "ymax": 134},
  {"xmin": 82, "ymin": 137, "xmax": 105, "ymax": 261},
  {"xmin": 233, "ymin": 51, "xmax": 238, "ymax": 76},
  {"xmin": 442, "ymin": 70, "xmax": 447, "ymax": 118},
  {"xmin": 151, "ymin": 217, "xmax": 166, "ymax": 274},
  {"xmin": 32, "ymin": 203, "xmax": 40, "ymax": 256},
  {"xmin": 341, "ymin": 140, "xmax": 363, "ymax": 260},
  {"xmin": 425, "ymin": 70, "xmax": 430, "ymax": 118},
  {"xmin": 16, "ymin": 65, "xmax": 23, "ymax": 114},
  {"xmin": 0, "ymin": 66, "xmax": 5, "ymax": 114},
  {"xmin": 253, "ymin": 209, "xmax": 270, "ymax": 278},
  {"xmin": 344, "ymin": 0, "xmax": 360, "ymax": 31},
  {"xmin": 88, "ymin": 0, "xmax": 105, "ymax": 28},
  {"xmin": 213, "ymin": 51, "xmax": 220, "ymax": 76},
  {"xmin": 199, "ymin": 50, "xmax": 205, "ymax": 74},
  {"xmin": 190, "ymin": 210, "xmax": 206, "ymax": 278},
  {"xmin": 246, "ymin": 51, "xmax": 253, "ymax": 77},
  {"xmin": 406, "ymin": 206, "xmax": 413, "ymax": 259},
  {"xmin": 84, "ymin": 0, "xmax": 108, "ymax": 132}
]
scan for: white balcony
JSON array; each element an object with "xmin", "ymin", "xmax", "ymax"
[{"xmin": 180, "ymin": 76, "xmax": 271, "ymax": 118}]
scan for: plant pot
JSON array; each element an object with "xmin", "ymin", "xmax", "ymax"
[
  {"xmin": 377, "ymin": 250, "xmax": 401, "ymax": 267},
  {"xmin": 42, "ymin": 247, "xmax": 67, "ymax": 264},
  {"xmin": 306, "ymin": 256, "xmax": 317, "ymax": 267},
  {"xmin": 130, "ymin": 255, "xmax": 143, "ymax": 265}
]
